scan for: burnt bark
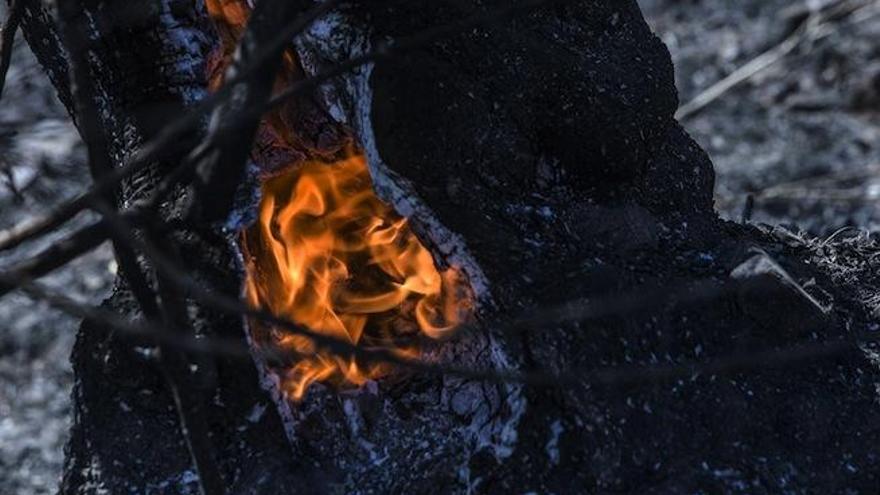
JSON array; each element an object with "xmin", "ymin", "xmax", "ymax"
[
  {"xmin": 14, "ymin": 1, "xmax": 880, "ymax": 494},
  {"xmin": 288, "ymin": 3, "xmax": 880, "ymax": 493},
  {"xmin": 16, "ymin": 1, "xmax": 313, "ymax": 493}
]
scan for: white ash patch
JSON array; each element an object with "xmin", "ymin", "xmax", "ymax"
[
  {"xmin": 545, "ymin": 419, "xmax": 564, "ymax": 466},
  {"xmin": 143, "ymin": 469, "xmax": 200, "ymax": 495},
  {"xmin": 246, "ymin": 402, "xmax": 266, "ymax": 423}
]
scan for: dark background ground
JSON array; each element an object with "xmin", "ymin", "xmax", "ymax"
[
  {"xmin": 642, "ymin": 0, "xmax": 880, "ymax": 234},
  {"xmin": 0, "ymin": 1, "xmax": 878, "ymax": 493}
]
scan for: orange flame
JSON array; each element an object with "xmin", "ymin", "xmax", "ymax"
[
  {"xmin": 243, "ymin": 153, "xmax": 472, "ymax": 399},
  {"xmin": 208, "ymin": 0, "xmax": 473, "ymax": 400}
]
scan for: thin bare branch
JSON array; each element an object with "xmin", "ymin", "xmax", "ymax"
[
  {"xmin": 267, "ymin": 0, "xmax": 577, "ymax": 120},
  {"xmin": 187, "ymin": 0, "xmax": 323, "ymax": 222},
  {"xmin": 14, "ymin": 272, "xmax": 876, "ymax": 392},
  {"xmin": 0, "ymin": 0, "xmax": 573, "ymax": 253},
  {"xmin": 0, "ymin": 176, "xmax": 862, "ymax": 396},
  {"xmin": 487, "ymin": 279, "xmax": 733, "ymax": 337},
  {"xmin": 0, "ymin": 220, "xmax": 111, "ymax": 298},
  {"xmin": 151, "ymin": 232, "xmax": 226, "ymax": 495},
  {"xmin": 95, "ymin": 203, "xmax": 877, "ymax": 390},
  {"xmin": 0, "ymin": 0, "xmax": 341, "ymax": 252},
  {"xmin": 0, "ymin": 0, "xmax": 27, "ymax": 100},
  {"xmin": 677, "ymin": 0, "xmax": 880, "ymax": 120}
]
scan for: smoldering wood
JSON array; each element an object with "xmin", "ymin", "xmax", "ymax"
[
  {"xmin": 10, "ymin": 1, "xmax": 880, "ymax": 494},
  {"xmin": 186, "ymin": 0, "xmax": 315, "ymax": 223}
]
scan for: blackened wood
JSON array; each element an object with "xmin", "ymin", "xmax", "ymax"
[
  {"xmin": 56, "ymin": 2, "xmax": 226, "ymax": 491},
  {"xmin": 15, "ymin": 1, "xmax": 310, "ymax": 493},
  {"xmin": 0, "ymin": 220, "xmax": 109, "ymax": 297},
  {"xmin": 285, "ymin": 1, "xmax": 880, "ymax": 492},
  {"xmin": 187, "ymin": 0, "xmax": 313, "ymax": 223}
]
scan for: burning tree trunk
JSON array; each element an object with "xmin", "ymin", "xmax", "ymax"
[{"xmin": 10, "ymin": 0, "xmax": 880, "ymax": 493}]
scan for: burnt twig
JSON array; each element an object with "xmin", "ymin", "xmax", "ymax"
[
  {"xmin": 187, "ymin": 0, "xmax": 321, "ymax": 222},
  {"xmin": 0, "ymin": 0, "xmax": 341, "ymax": 252},
  {"xmin": 13, "ymin": 268, "xmax": 877, "ymax": 392},
  {"xmin": 151, "ymin": 231, "xmax": 227, "ymax": 495},
  {"xmin": 0, "ymin": 220, "xmax": 111, "ymax": 298},
  {"xmin": 676, "ymin": 0, "xmax": 880, "ymax": 120},
  {"xmin": 0, "ymin": 0, "xmax": 27, "ymax": 100},
  {"xmin": 0, "ymin": 0, "xmax": 573, "ymax": 253}
]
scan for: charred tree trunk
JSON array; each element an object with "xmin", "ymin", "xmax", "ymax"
[
  {"xmin": 16, "ymin": 1, "xmax": 315, "ymax": 492},
  {"xmin": 14, "ymin": 1, "xmax": 880, "ymax": 493}
]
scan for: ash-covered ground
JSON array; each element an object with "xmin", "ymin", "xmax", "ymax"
[
  {"xmin": 642, "ymin": 0, "xmax": 880, "ymax": 234},
  {"xmin": 0, "ymin": 1, "xmax": 878, "ymax": 493}
]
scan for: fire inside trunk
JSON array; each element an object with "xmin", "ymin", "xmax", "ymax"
[{"xmin": 208, "ymin": 0, "xmax": 474, "ymax": 400}]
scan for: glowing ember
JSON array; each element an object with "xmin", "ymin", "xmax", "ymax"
[{"xmin": 209, "ymin": 0, "xmax": 473, "ymax": 400}]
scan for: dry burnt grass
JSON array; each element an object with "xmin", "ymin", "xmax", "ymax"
[{"xmin": 644, "ymin": 0, "xmax": 880, "ymax": 234}]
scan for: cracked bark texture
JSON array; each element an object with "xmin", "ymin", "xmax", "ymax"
[
  {"xmin": 14, "ymin": 0, "xmax": 880, "ymax": 493},
  {"xmin": 17, "ymin": 1, "xmax": 313, "ymax": 493}
]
